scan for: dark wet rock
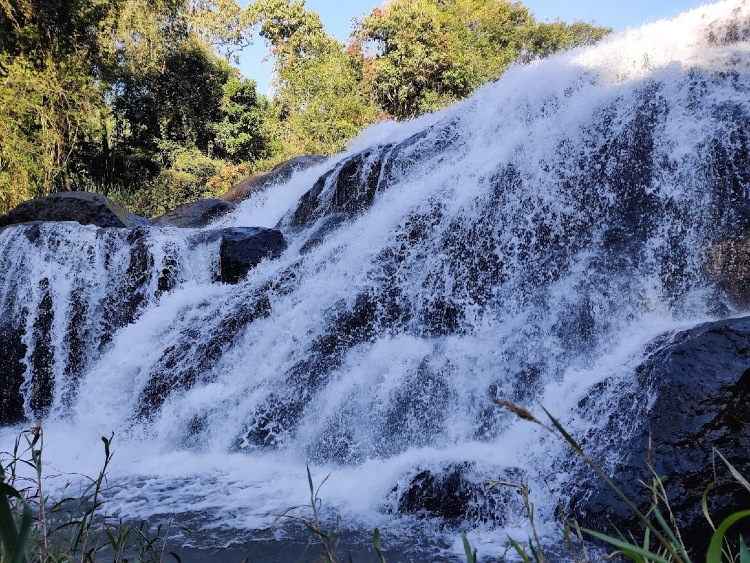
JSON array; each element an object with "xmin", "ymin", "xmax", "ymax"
[
  {"xmin": 574, "ymin": 316, "xmax": 750, "ymax": 553},
  {"xmin": 298, "ymin": 213, "xmax": 348, "ymax": 255},
  {"xmin": 708, "ymin": 238, "xmax": 750, "ymax": 309},
  {"xmin": 126, "ymin": 213, "xmax": 153, "ymax": 227},
  {"xmin": 136, "ymin": 286, "xmax": 273, "ymax": 419},
  {"xmin": 288, "ymin": 147, "xmax": 393, "ymax": 228},
  {"xmin": 0, "ymin": 322, "xmax": 27, "ymax": 425},
  {"xmin": 153, "ymin": 199, "xmax": 235, "ymax": 228},
  {"xmin": 3, "ymin": 192, "xmax": 132, "ymax": 228},
  {"xmin": 221, "ymin": 156, "xmax": 326, "ymax": 203},
  {"xmin": 281, "ymin": 121, "xmax": 460, "ymax": 247},
  {"xmin": 217, "ymin": 227, "xmax": 287, "ymax": 284},
  {"xmin": 28, "ymin": 279, "xmax": 55, "ymax": 418},
  {"xmin": 393, "ymin": 463, "xmax": 525, "ymax": 525},
  {"xmin": 234, "ymin": 291, "xmax": 395, "ymax": 452}
]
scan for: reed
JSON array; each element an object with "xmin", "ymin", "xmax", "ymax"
[{"xmin": 0, "ymin": 425, "xmax": 178, "ymax": 563}]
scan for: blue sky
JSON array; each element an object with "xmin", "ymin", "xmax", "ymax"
[{"xmin": 238, "ymin": 0, "xmax": 712, "ymax": 94}]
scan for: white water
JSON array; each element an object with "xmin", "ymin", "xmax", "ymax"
[{"xmin": 2, "ymin": 1, "xmax": 750, "ymax": 558}]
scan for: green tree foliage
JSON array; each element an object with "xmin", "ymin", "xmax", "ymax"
[
  {"xmin": 0, "ymin": 0, "xmax": 273, "ymax": 214},
  {"xmin": 186, "ymin": 0, "xmax": 254, "ymax": 62},
  {"xmin": 0, "ymin": 0, "xmax": 111, "ymax": 211},
  {"xmin": 250, "ymin": 0, "xmax": 379, "ymax": 156},
  {"xmin": 520, "ymin": 19, "xmax": 611, "ymax": 60},
  {"xmin": 0, "ymin": 0, "xmax": 612, "ymax": 215},
  {"xmin": 357, "ymin": 0, "xmax": 611, "ymax": 120},
  {"xmin": 214, "ymin": 74, "xmax": 274, "ymax": 163}
]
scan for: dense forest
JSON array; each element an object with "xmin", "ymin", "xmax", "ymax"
[{"xmin": 0, "ymin": 0, "xmax": 610, "ymax": 218}]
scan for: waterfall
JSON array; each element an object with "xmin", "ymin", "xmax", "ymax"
[{"xmin": 2, "ymin": 0, "xmax": 750, "ymax": 557}]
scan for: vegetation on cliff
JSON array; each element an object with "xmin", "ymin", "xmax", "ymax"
[{"xmin": 0, "ymin": 0, "xmax": 609, "ymax": 217}]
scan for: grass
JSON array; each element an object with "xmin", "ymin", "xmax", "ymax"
[
  {"xmin": 489, "ymin": 399, "xmax": 750, "ymax": 563},
  {"xmin": 3, "ymin": 403, "xmax": 748, "ymax": 563},
  {"xmin": 0, "ymin": 425, "xmax": 178, "ymax": 563},
  {"xmin": 272, "ymin": 465, "xmax": 388, "ymax": 563}
]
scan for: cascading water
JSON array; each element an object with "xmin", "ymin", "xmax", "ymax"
[{"xmin": 2, "ymin": 1, "xmax": 750, "ymax": 559}]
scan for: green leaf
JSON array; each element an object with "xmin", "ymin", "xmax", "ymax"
[
  {"xmin": 507, "ymin": 537, "xmax": 533, "ymax": 563},
  {"xmin": 651, "ymin": 506, "xmax": 689, "ymax": 560},
  {"xmin": 462, "ymin": 532, "xmax": 475, "ymax": 563},
  {"xmin": 714, "ymin": 449, "xmax": 750, "ymax": 495},
  {"xmin": 706, "ymin": 510, "xmax": 750, "ymax": 563},
  {"xmin": 739, "ymin": 535, "xmax": 749, "ymax": 563},
  {"xmin": 373, "ymin": 527, "xmax": 386, "ymax": 563}
]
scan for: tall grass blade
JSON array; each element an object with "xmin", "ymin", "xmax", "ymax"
[
  {"xmin": 739, "ymin": 535, "xmax": 749, "ymax": 563},
  {"xmin": 706, "ymin": 510, "xmax": 750, "ymax": 563},
  {"xmin": 582, "ymin": 528, "xmax": 673, "ymax": 563},
  {"xmin": 0, "ymin": 482, "xmax": 30, "ymax": 563},
  {"xmin": 12, "ymin": 501, "xmax": 33, "ymax": 563},
  {"xmin": 507, "ymin": 537, "xmax": 533, "ymax": 563},
  {"xmin": 373, "ymin": 527, "xmax": 386, "ymax": 563},
  {"xmin": 714, "ymin": 450, "xmax": 750, "ymax": 494},
  {"xmin": 462, "ymin": 532, "xmax": 476, "ymax": 563},
  {"xmin": 702, "ymin": 481, "xmax": 719, "ymax": 531},
  {"xmin": 538, "ymin": 407, "xmax": 685, "ymax": 562},
  {"xmin": 650, "ymin": 506, "xmax": 689, "ymax": 560}
]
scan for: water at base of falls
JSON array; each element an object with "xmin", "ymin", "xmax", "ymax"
[{"xmin": 3, "ymin": 1, "xmax": 750, "ymax": 559}]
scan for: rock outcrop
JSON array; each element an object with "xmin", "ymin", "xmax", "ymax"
[
  {"xmin": 221, "ymin": 156, "xmax": 325, "ymax": 203},
  {"xmin": 574, "ymin": 315, "xmax": 750, "ymax": 553},
  {"xmin": 216, "ymin": 227, "xmax": 287, "ymax": 284},
  {"xmin": 153, "ymin": 199, "xmax": 236, "ymax": 228},
  {"xmin": 0, "ymin": 192, "xmax": 148, "ymax": 229},
  {"xmin": 0, "ymin": 322, "xmax": 27, "ymax": 425}
]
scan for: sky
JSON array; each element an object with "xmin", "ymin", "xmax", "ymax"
[{"xmin": 238, "ymin": 0, "xmax": 714, "ymax": 94}]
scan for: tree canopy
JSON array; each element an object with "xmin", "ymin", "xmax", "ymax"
[
  {"xmin": 0, "ymin": 0, "xmax": 611, "ymax": 215},
  {"xmin": 357, "ymin": 0, "xmax": 610, "ymax": 119}
]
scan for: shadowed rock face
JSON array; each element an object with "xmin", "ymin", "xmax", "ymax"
[
  {"xmin": 0, "ymin": 192, "xmax": 148, "ymax": 229},
  {"xmin": 0, "ymin": 322, "xmax": 27, "ymax": 425},
  {"xmin": 220, "ymin": 156, "xmax": 326, "ymax": 203},
  {"xmin": 573, "ymin": 316, "xmax": 750, "ymax": 553},
  {"xmin": 153, "ymin": 199, "xmax": 236, "ymax": 228},
  {"xmin": 392, "ymin": 463, "xmax": 526, "ymax": 525},
  {"xmin": 217, "ymin": 227, "xmax": 287, "ymax": 284}
]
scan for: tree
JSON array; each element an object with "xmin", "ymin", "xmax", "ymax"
[
  {"xmin": 214, "ymin": 73, "xmax": 274, "ymax": 163},
  {"xmin": 250, "ymin": 0, "xmax": 379, "ymax": 156},
  {"xmin": 356, "ymin": 0, "xmax": 611, "ymax": 121},
  {"xmin": 521, "ymin": 19, "xmax": 611, "ymax": 61},
  {"xmin": 0, "ymin": 0, "xmax": 112, "ymax": 211},
  {"xmin": 186, "ymin": 0, "xmax": 254, "ymax": 62}
]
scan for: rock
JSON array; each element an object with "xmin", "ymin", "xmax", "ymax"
[
  {"xmin": 3, "ymin": 192, "xmax": 132, "ymax": 228},
  {"xmin": 217, "ymin": 227, "xmax": 287, "ymax": 284},
  {"xmin": 707, "ymin": 238, "xmax": 750, "ymax": 309},
  {"xmin": 393, "ymin": 463, "xmax": 525, "ymax": 525},
  {"xmin": 153, "ymin": 199, "xmax": 235, "ymax": 228},
  {"xmin": 574, "ymin": 316, "xmax": 750, "ymax": 553},
  {"xmin": 0, "ymin": 322, "xmax": 27, "ymax": 425},
  {"xmin": 126, "ymin": 213, "xmax": 153, "ymax": 228},
  {"xmin": 288, "ymin": 148, "xmax": 393, "ymax": 228},
  {"xmin": 221, "ymin": 156, "xmax": 326, "ymax": 203}
]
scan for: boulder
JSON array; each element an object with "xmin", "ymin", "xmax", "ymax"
[
  {"xmin": 153, "ymin": 199, "xmax": 235, "ymax": 228},
  {"xmin": 574, "ymin": 316, "xmax": 750, "ymax": 553},
  {"xmin": 392, "ymin": 463, "xmax": 525, "ymax": 525},
  {"xmin": 221, "ymin": 156, "xmax": 326, "ymax": 203},
  {"xmin": 2, "ymin": 192, "xmax": 134, "ymax": 228},
  {"xmin": 205, "ymin": 227, "xmax": 287, "ymax": 284}
]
